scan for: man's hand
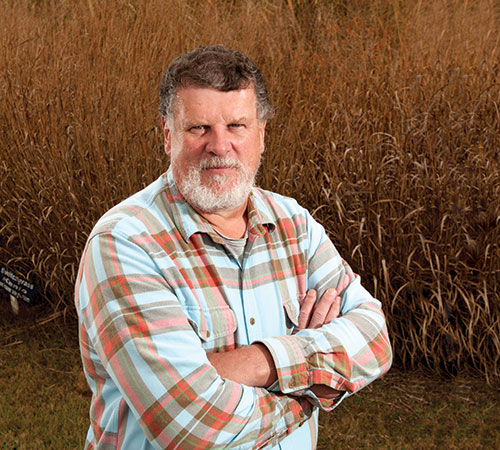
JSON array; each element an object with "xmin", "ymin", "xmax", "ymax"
[{"xmin": 294, "ymin": 288, "xmax": 341, "ymax": 333}]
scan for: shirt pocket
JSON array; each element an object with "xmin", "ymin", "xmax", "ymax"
[{"xmin": 184, "ymin": 305, "xmax": 237, "ymax": 352}]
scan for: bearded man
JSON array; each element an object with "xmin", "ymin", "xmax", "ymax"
[{"xmin": 75, "ymin": 45, "xmax": 392, "ymax": 450}]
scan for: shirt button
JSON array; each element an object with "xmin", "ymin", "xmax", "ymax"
[
  {"xmin": 299, "ymin": 410, "xmax": 305, "ymax": 419},
  {"xmin": 206, "ymin": 330, "xmax": 211, "ymax": 338},
  {"xmin": 249, "ymin": 317, "xmax": 255, "ymax": 325}
]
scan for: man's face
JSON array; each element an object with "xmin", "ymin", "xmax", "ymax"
[{"xmin": 162, "ymin": 86, "xmax": 266, "ymax": 213}]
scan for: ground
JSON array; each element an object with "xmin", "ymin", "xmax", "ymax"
[{"xmin": 0, "ymin": 310, "xmax": 499, "ymax": 449}]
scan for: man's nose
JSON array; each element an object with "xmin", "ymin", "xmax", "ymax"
[{"xmin": 205, "ymin": 127, "xmax": 231, "ymax": 155}]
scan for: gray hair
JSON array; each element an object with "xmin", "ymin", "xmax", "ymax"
[{"xmin": 159, "ymin": 45, "xmax": 274, "ymax": 122}]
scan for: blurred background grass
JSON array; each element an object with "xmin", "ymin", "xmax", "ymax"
[{"xmin": 0, "ymin": 1, "xmax": 499, "ymax": 445}]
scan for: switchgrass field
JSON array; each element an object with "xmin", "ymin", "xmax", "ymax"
[{"xmin": 1, "ymin": 0, "xmax": 499, "ymax": 447}]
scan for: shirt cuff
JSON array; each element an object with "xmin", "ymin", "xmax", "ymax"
[
  {"xmin": 257, "ymin": 337, "xmax": 350, "ymax": 412},
  {"xmin": 256, "ymin": 335, "xmax": 310, "ymax": 394}
]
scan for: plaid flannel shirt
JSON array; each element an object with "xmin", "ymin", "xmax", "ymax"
[{"xmin": 75, "ymin": 169, "xmax": 392, "ymax": 449}]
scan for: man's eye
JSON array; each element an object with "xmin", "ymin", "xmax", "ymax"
[
  {"xmin": 229, "ymin": 123, "xmax": 243, "ymax": 128},
  {"xmin": 190, "ymin": 125, "xmax": 206, "ymax": 132}
]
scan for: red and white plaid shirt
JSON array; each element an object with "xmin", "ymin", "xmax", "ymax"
[{"xmin": 75, "ymin": 169, "xmax": 392, "ymax": 449}]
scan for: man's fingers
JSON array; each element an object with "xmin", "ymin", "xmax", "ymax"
[
  {"xmin": 308, "ymin": 288, "xmax": 336, "ymax": 328},
  {"xmin": 295, "ymin": 288, "xmax": 342, "ymax": 334},
  {"xmin": 324, "ymin": 295, "xmax": 342, "ymax": 323},
  {"xmin": 297, "ymin": 290, "xmax": 317, "ymax": 330}
]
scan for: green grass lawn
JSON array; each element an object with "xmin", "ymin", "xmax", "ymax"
[{"xmin": 1, "ymin": 314, "xmax": 499, "ymax": 450}]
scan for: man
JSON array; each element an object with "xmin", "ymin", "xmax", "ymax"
[{"xmin": 75, "ymin": 45, "xmax": 392, "ymax": 449}]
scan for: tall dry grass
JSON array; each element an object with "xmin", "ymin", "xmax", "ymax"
[{"xmin": 1, "ymin": 0, "xmax": 499, "ymax": 380}]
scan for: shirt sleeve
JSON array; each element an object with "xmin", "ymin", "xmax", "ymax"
[
  {"xmin": 76, "ymin": 231, "xmax": 313, "ymax": 450},
  {"xmin": 257, "ymin": 212, "xmax": 393, "ymax": 411}
]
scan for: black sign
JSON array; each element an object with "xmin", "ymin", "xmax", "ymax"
[{"xmin": 0, "ymin": 266, "xmax": 37, "ymax": 305}]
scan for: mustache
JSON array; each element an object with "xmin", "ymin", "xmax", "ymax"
[{"xmin": 199, "ymin": 156, "xmax": 242, "ymax": 170}]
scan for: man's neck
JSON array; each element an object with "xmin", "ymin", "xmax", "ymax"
[{"xmin": 193, "ymin": 202, "xmax": 248, "ymax": 239}]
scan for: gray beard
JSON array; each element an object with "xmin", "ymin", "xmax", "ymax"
[{"xmin": 174, "ymin": 156, "xmax": 259, "ymax": 213}]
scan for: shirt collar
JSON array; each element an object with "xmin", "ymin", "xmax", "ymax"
[{"xmin": 163, "ymin": 168, "xmax": 276, "ymax": 242}]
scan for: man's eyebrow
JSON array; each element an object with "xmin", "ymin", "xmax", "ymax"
[
  {"xmin": 182, "ymin": 119, "xmax": 205, "ymax": 128},
  {"xmin": 230, "ymin": 116, "xmax": 249, "ymax": 123}
]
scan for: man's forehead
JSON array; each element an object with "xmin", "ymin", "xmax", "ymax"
[{"xmin": 173, "ymin": 86, "xmax": 258, "ymax": 118}]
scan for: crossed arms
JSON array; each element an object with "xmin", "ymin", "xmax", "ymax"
[{"xmin": 207, "ymin": 288, "xmax": 344, "ymax": 399}]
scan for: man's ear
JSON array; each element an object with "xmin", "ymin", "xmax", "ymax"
[
  {"xmin": 259, "ymin": 121, "xmax": 267, "ymax": 154},
  {"xmin": 161, "ymin": 116, "xmax": 172, "ymax": 156}
]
